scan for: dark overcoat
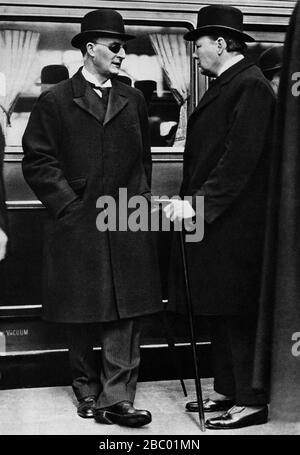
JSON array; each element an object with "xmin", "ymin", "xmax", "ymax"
[
  {"xmin": 22, "ymin": 69, "xmax": 163, "ymax": 323},
  {"xmin": 253, "ymin": 1, "xmax": 300, "ymax": 421},
  {"xmin": 168, "ymin": 59, "xmax": 275, "ymax": 316}
]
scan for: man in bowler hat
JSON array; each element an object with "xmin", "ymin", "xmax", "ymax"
[
  {"xmin": 165, "ymin": 5, "xmax": 275, "ymax": 429},
  {"xmin": 22, "ymin": 9, "xmax": 162, "ymax": 427},
  {"xmin": 39, "ymin": 64, "xmax": 69, "ymax": 92},
  {"xmin": 258, "ymin": 46, "xmax": 283, "ymax": 96}
]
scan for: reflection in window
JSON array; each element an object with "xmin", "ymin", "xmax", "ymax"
[
  {"xmin": 0, "ymin": 29, "xmax": 40, "ymax": 142},
  {"xmin": 149, "ymin": 33, "xmax": 190, "ymax": 147},
  {"xmin": 247, "ymin": 41, "xmax": 282, "ymax": 63},
  {"xmin": 0, "ymin": 21, "xmax": 192, "ymax": 149}
]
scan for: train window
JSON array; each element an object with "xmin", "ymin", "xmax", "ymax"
[{"xmin": 0, "ymin": 21, "xmax": 192, "ymax": 150}]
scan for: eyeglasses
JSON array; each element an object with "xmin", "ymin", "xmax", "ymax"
[{"xmin": 92, "ymin": 41, "xmax": 127, "ymax": 54}]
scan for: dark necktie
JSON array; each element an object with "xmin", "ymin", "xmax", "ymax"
[{"xmin": 89, "ymin": 82, "xmax": 110, "ymax": 100}]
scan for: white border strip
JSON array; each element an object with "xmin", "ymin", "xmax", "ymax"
[{"xmin": 0, "ymin": 341, "xmax": 211, "ymax": 357}]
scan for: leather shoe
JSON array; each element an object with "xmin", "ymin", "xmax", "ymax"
[
  {"xmin": 205, "ymin": 405, "xmax": 268, "ymax": 429},
  {"xmin": 186, "ymin": 398, "xmax": 235, "ymax": 413},
  {"xmin": 77, "ymin": 396, "xmax": 96, "ymax": 418},
  {"xmin": 94, "ymin": 400, "xmax": 152, "ymax": 428}
]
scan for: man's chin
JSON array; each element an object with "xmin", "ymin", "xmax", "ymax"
[
  {"xmin": 200, "ymin": 67, "xmax": 215, "ymax": 77},
  {"xmin": 110, "ymin": 65, "xmax": 121, "ymax": 74}
]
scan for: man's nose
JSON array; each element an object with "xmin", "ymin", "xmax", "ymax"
[
  {"xmin": 193, "ymin": 51, "xmax": 199, "ymax": 59},
  {"xmin": 118, "ymin": 47, "xmax": 126, "ymax": 58}
]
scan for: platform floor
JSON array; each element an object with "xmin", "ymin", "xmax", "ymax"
[{"xmin": 0, "ymin": 379, "xmax": 299, "ymax": 435}]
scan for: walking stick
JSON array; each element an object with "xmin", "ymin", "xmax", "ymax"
[{"xmin": 179, "ymin": 229, "xmax": 206, "ymax": 432}]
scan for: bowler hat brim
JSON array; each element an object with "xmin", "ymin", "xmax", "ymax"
[
  {"xmin": 262, "ymin": 64, "xmax": 282, "ymax": 74},
  {"xmin": 71, "ymin": 30, "xmax": 135, "ymax": 48},
  {"xmin": 184, "ymin": 25, "xmax": 255, "ymax": 43}
]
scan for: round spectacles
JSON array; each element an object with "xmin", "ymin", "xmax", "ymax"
[{"xmin": 93, "ymin": 42, "xmax": 127, "ymax": 54}]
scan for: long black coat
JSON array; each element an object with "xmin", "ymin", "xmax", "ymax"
[
  {"xmin": 22, "ymin": 70, "xmax": 163, "ymax": 323},
  {"xmin": 168, "ymin": 59, "xmax": 275, "ymax": 316},
  {"xmin": 253, "ymin": 1, "xmax": 300, "ymax": 421}
]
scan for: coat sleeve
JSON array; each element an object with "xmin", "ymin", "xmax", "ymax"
[
  {"xmin": 22, "ymin": 90, "xmax": 79, "ymax": 218},
  {"xmin": 193, "ymin": 78, "xmax": 275, "ymax": 223},
  {"xmin": 137, "ymin": 90, "xmax": 152, "ymax": 189}
]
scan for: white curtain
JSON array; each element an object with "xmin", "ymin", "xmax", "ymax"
[
  {"xmin": 121, "ymin": 54, "xmax": 164, "ymax": 96},
  {"xmin": 150, "ymin": 33, "xmax": 190, "ymax": 147},
  {"xmin": 0, "ymin": 29, "xmax": 40, "ymax": 136}
]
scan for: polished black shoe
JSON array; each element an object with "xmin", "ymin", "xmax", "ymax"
[
  {"xmin": 94, "ymin": 401, "xmax": 152, "ymax": 428},
  {"xmin": 205, "ymin": 405, "xmax": 268, "ymax": 429},
  {"xmin": 77, "ymin": 396, "xmax": 96, "ymax": 419},
  {"xmin": 186, "ymin": 398, "xmax": 235, "ymax": 413}
]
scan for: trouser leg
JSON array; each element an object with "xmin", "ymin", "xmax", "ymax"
[
  {"xmin": 226, "ymin": 315, "xmax": 268, "ymax": 406},
  {"xmin": 67, "ymin": 323, "xmax": 101, "ymax": 401},
  {"xmin": 96, "ymin": 317, "xmax": 141, "ymax": 409},
  {"xmin": 209, "ymin": 316, "xmax": 235, "ymax": 397}
]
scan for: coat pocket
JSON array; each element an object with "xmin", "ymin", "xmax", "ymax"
[{"xmin": 55, "ymin": 178, "xmax": 87, "ymax": 223}]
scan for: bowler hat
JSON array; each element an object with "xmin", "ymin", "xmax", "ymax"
[
  {"xmin": 184, "ymin": 5, "xmax": 254, "ymax": 42},
  {"xmin": 258, "ymin": 46, "xmax": 283, "ymax": 74},
  {"xmin": 38, "ymin": 65, "xmax": 69, "ymax": 85},
  {"xmin": 71, "ymin": 9, "xmax": 135, "ymax": 48}
]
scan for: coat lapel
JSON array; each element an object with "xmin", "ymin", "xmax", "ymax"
[
  {"xmin": 190, "ymin": 80, "xmax": 221, "ymax": 118},
  {"xmin": 72, "ymin": 69, "xmax": 128, "ymax": 125},
  {"xmin": 74, "ymin": 89, "xmax": 106, "ymax": 124},
  {"xmin": 103, "ymin": 81, "xmax": 128, "ymax": 126},
  {"xmin": 189, "ymin": 58, "xmax": 255, "ymax": 123},
  {"xmin": 72, "ymin": 69, "xmax": 105, "ymax": 123}
]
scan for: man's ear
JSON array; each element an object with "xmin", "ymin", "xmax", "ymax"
[
  {"xmin": 216, "ymin": 37, "xmax": 226, "ymax": 54},
  {"xmin": 86, "ymin": 42, "xmax": 95, "ymax": 57}
]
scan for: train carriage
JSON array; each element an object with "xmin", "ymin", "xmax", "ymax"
[{"xmin": 0, "ymin": 0, "xmax": 294, "ymax": 389}]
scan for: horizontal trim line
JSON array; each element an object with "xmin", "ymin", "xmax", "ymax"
[
  {"xmin": 0, "ymin": 302, "xmax": 169, "ymax": 311},
  {"xmin": 4, "ymin": 158, "xmax": 24, "ymax": 162},
  {"xmin": 4, "ymin": 147, "xmax": 183, "ymax": 160},
  {"xmin": 7, "ymin": 202, "xmax": 45, "ymax": 210},
  {"xmin": 7, "ymin": 201, "xmax": 42, "ymax": 206},
  {"xmin": 142, "ymin": 342, "xmax": 211, "ymax": 349},
  {"xmin": 8, "ymin": 206, "xmax": 45, "ymax": 210},
  {"xmin": 0, "ymin": 305, "xmax": 42, "ymax": 310},
  {"xmin": 0, "ymin": 342, "xmax": 210, "ymax": 357},
  {"xmin": 153, "ymin": 159, "xmax": 183, "ymax": 163}
]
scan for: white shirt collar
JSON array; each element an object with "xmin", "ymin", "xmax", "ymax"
[
  {"xmin": 81, "ymin": 67, "xmax": 112, "ymax": 97},
  {"xmin": 217, "ymin": 54, "xmax": 244, "ymax": 77}
]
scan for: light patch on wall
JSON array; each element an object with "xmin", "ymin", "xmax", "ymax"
[
  {"xmin": 0, "ymin": 72, "xmax": 6, "ymax": 96},
  {"xmin": 0, "ymin": 331, "xmax": 6, "ymax": 353}
]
